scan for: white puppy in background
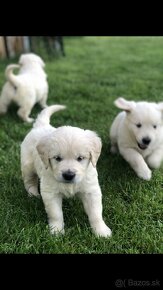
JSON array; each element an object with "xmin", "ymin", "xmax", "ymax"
[
  {"xmin": 110, "ymin": 97, "xmax": 163, "ymax": 180},
  {"xmin": 0, "ymin": 53, "xmax": 48, "ymax": 122},
  {"xmin": 21, "ymin": 105, "xmax": 111, "ymax": 238}
]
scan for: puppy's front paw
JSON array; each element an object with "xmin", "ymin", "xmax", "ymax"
[
  {"xmin": 93, "ymin": 222, "xmax": 112, "ymax": 238},
  {"xmin": 110, "ymin": 145, "xmax": 118, "ymax": 154},
  {"xmin": 137, "ymin": 168, "xmax": 152, "ymax": 181},
  {"xmin": 28, "ymin": 186, "xmax": 40, "ymax": 197},
  {"xmin": 49, "ymin": 222, "xmax": 65, "ymax": 235},
  {"xmin": 26, "ymin": 117, "xmax": 34, "ymax": 123}
]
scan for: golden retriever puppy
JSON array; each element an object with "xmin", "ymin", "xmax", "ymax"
[
  {"xmin": 110, "ymin": 97, "xmax": 163, "ymax": 180},
  {"xmin": 0, "ymin": 53, "xmax": 48, "ymax": 122},
  {"xmin": 21, "ymin": 105, "xmax": 111, "ymax": 237}
]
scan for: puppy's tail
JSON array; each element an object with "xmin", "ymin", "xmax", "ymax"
[
  {"xmin": 33, "ymin": 105, "xmax": 66, "ymax": 128},
  {"xmin": 5, "ymin": 64, "xmax": 20, "ymax": 87}
]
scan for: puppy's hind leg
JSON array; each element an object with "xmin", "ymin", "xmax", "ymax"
[
  {"xmin": 110, "ymin": 141, "xmax": 118, "ymax": 154},
  {"xmin": 21, "ymin": 164, "xmax": 40, "ymax": 197},
  {"xmin": 39, "ymin": 92, "xmax": 48, "ymax": 109},
  {"xmin": 109, "ymin": 113, "xmax": 122, "ymax": 154},
  {"xmin": 0, "ymin": 83, "xmax": 15, "ymax": 115},
  {"xmin": 17, "ymin": 106, "xmax": 34, "ymax": 123}
]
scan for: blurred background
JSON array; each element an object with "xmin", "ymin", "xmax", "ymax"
[{"xmin": 0, "ymin": 36, "xmax": 65, "ymax": 59}]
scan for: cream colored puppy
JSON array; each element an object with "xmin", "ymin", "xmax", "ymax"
[
  {"xmin": 21, "ymin": 105, "xmax": 111, "ymax": 238},
  {"xmin": 0, "ymin": 53, "xmax": 48, "ymax": 122},
  {"xmin": 110, "ymin": 97, "xmax": 163, "ymax": 180}
]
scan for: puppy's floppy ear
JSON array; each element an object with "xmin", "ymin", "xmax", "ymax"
[
  {"xmin": 36, "ymin": 136, "xmax": 55, "ymax": 169},
  {"xmin": 114, "ymin": 97, "xmax": 136, "ymax": 112},
  {"xmin": 36, "ymin": 140, "xmax": 50, "ymax": 169},
  {"xmin": 85, "ymin": 130, "xmax": 102, "ymax": 167}
]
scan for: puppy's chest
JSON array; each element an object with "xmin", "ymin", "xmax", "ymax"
[
  {"xmin": 138, "ymin": 147, "xmax": 153, "ymax": 158},
  {"xmin": 138, "ymin": 146, "xmax": 158, "ymax": 159},
  {"xmin": 59, "ymin": 183, "xmax": 80, "ymax": 198}
]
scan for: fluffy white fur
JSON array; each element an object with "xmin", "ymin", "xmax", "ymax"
[
  {"xmin": 110, "ymin": 97, "xmax": 163, "ymax": 180},
  {"xmin": 0, "ymin": 53, "xmax": 48, "ymax": 122},
  {"xmin": 21, "ymin": 105, "xmax": 111, "ymax": 237}
]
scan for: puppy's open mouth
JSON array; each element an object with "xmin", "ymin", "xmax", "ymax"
[{"xmin": 137, "ymin": 142, "xmax": 148, "ymax": 150}]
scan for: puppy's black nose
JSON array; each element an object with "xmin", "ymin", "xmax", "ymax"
[
  {"xmin": 142, "ymin": 137, "xmax": 151, "ymax": 145},
  {"xmin": 62, "ymin": 171, "xmax": 75, "ymax": 181}
]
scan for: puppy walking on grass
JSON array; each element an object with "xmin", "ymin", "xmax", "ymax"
[
  {"xmin": 21, "ymin": 105, "xmax": 111, "ymax": 238},
  {"xmin": 110, "ymin": 97, "xmax": 163, "ymax": 180},
  {"xmin": 0, "ymin": 53, "xmax": 48, "ymax": 123}
]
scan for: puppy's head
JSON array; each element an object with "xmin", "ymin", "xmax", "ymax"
[
  {"xmin": 115, "ymin": 97, "xmax": 163, "ymax": 150},
  {"xmin": 36, "ymin": 126, "xmax": 102, "ymax": 184},
  {"xmin": 19, "ymin": 53, "xmax": 45, "ymax": 68}
]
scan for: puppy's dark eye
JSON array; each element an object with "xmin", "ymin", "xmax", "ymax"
[
  {"xmin": 54, "ymin": 156, "xmax": 62, "ymax": 162},
  {"xmin": 77, "ymin": 156, "xmax": 84, "ymax": 162},
  {"xmin": 136, "ymin": 123, "xmax": 142, "ymax": 128},
  {"xmin": 153, "ymin": 125, "xmax": 157, "ymax": 129}
]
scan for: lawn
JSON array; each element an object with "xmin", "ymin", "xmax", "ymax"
[{"xmin": 0, "ymin": 36, "xmax": 162, "ymax": 253}]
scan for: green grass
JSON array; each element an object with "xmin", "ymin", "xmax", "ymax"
[{"xmin": 0, "ymin": 37, "xmax": 163, "ymax": 253}]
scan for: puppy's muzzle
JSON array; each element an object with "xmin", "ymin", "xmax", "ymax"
[
  {"xmin": 138, "ymin": 137, "xmax": 151, "ymax": 150},
  {"xmin": 62, "ymin": 170, "xmax": 76, "ymax": 182}
]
